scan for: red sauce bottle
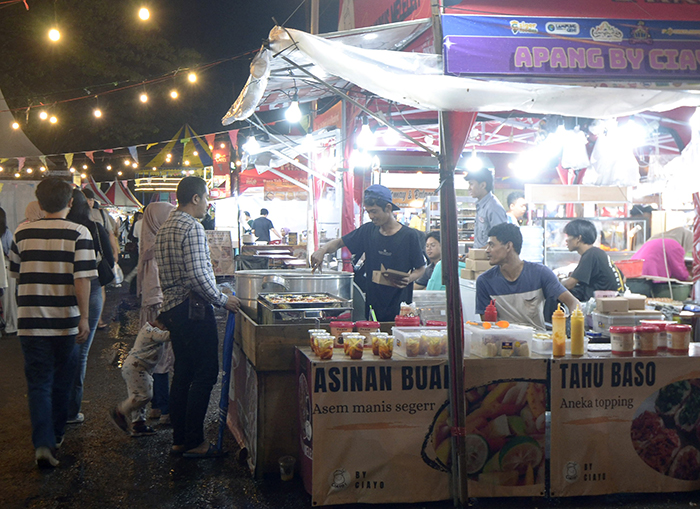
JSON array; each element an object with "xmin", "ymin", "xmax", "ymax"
[{"xmin": 484, "ymin": 299, "xmax": 498, "ymax": 322}]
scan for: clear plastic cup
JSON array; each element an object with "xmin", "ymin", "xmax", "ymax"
[{"xmin": 279, "ymin": 455, "xmax": 296, "ymax": 481}]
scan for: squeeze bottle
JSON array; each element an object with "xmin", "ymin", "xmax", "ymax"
[
  {"xmin": 570, "ymin": 306, "xmax": 585, "ymax": 356},
  {"xmin": 484, "ymin": 299, "xmax": 498, "ymax": 322},
  {"xmin": 552, "ymin": 304, "xmax": 567, "ymax": 357}
]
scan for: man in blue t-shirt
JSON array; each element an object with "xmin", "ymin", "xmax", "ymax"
[
  {"xmin": 311, "ymin": 185, "xmax": 425, "ymax": 322},
  {"xmin": 476, "ymin": 223, "xmax": 579, "ymax": 330},
  {"xmin": 251, "ymin": 208, "xmax": 281, "ymax": 243}
]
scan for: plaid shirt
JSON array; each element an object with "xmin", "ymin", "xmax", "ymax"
[{"xmin": 155, "ymin": 210, "xmax": 228, "ymax": 313}]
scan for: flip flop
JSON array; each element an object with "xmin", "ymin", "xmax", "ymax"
[
  {"xmin": 97, "ymin": 322, "xmax": 109, "ymax": 330},
  {"xmin": 170, "ymin": 445, "xmax": 187, "ymax": 456},
  {"xmin": 182, "ymin": 443, "xmax": 227, "ymax": 459}
]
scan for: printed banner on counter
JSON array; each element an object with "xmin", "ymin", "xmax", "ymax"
[
  {"xmin": 443, "ymin": 15, "xmax": 700, "ymax": 81},
  {"xmin": 463, "ymin": 357, "xmax": 548, "ymax": 498},
  {"xmin": 550, "ymin": 355, "xmax": 700, "ymax": 497},
  {"xmin": 206, "ymin": 230, "xmax": 234, "ymax": 276},
  {"xmin": 298, "ymin": 351, "xmax": 451, "ymax": 506}
]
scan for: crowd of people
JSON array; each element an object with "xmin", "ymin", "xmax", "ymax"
[{"xmin": 10, "ymin": 176, "xmax": 240, "ymax": 469}]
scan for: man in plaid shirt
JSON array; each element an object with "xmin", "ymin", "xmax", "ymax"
[{"xmin": 155, "ymin": 177, "xmax": 240, "ymax": 458}]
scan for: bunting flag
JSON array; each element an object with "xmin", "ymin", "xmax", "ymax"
[
  {"xmin": 146, "ymin": 143, "xmax": 158, "ymax": 150},
  {"xmin": 145, "ymin": 126, "xmax": 183, "ymax": 168},
  {"xmin": 205, "ymin": 134, "xmax": 215, "ymax": 150},
  {"xmin": 65, "ymin": 153, "xmax": 74, "ymax": 168},
  {"xmin": 104, "ymin": 149, "xmax": 113, "ymax": 153},
  {"xmin": 39, "ymin": 155, "xmax": 47, "ymax": 167},
  {"xmin": 228, "ymin": 129, "xmax": 239, "ymax": 149},
  {"xmin": 128, "ymin": 146, "xmax": 139, "ymax": 164},
  {"xmin": 17, "ymin": 157, "xmax": 25, "ymax": 171},
  {"xmin": 85, "ymin": 151, "xmax": 95, "ymax": 162}
]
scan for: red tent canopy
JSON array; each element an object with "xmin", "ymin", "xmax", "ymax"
[
  {"xmin": 82, "ymin": 177, "xmax": 110, "ymax": 205},
  {"xmin": 104, "ymin": 179, "xmax": 142, "ymax": 210}
]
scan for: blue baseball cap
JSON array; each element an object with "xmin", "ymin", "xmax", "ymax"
[{"xmin": 364, "ymin": 184, "xmax": 400, "ymax": 211}]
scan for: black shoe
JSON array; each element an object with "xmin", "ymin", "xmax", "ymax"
[{"xmin": 131, "ymin": 424, "xmax": 157, "ymax": 437}]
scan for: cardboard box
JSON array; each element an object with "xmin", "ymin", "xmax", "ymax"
[
  {"xmin": 372, "ymin": 264, "xmax": 411, "ymax": 287},
  {"xmin": 468, "ymin": 248, "xmax": 488, "ymax": 260},
  {"xmin": 596, "ymin": 297, "xmax": 629, "ymax": 313},
  {"xmin": 464, "ymin": 258, "xmax": 491, "ymax": 271},
  {"xmin": 625, "ymin": 294, "xmax": 647, "ymax": 311},
  {"xmin": 461, "ymin": 269, "xmax": 475, "ymax": 280}
]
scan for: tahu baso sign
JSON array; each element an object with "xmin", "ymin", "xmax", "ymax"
[{"xmin": 239, "ymin": 164, "xmax": 309, "ymax": 201}]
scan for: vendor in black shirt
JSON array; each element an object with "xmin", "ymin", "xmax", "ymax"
[
  {"xmin": 561, "ymin": 219, "xmax": 626, "ymax": 302},
  {"xmin": 311, "ymin": 185, "xmax": 426, "ymax": 321}
]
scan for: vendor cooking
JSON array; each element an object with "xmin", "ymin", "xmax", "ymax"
[
  {"xmin": 560, "ymin": 219, "xmax": 627, "ymax": 302},
  {"xmin": 476, "ymin": 223, "xmax": 580, "ymax": 330},
  {"xmin": 311, "ymin": 184, "xmax": 425, "ymax": 322}
]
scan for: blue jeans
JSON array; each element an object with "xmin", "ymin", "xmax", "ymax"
[
  {"xmin": 68, "ymin": 278, "xmax": 103, "ymax": 419},
  {"xmin": 151, "ymin": 373, "xmax": 170, "ymax": 415},
  {"xmin": 160, "ymin": 299, "xmax": 218, "ymax": 449},
  {"xmin": 20, "ymin": 335, "xmax": 77, "ymax": 449}
]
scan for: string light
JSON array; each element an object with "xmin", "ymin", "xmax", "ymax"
[
  {"xmin": 14, "ymin": 173, "xmax": 20, "ymax": 178},
  {"xmin": 193, "ymin": 151, "xmax": 198, "ymax": 156},
  {"xmin": 188, "ymin": 72, "xmax": 197, "ymax": 83},
  {"xmin": 0, "ymin": 166, "xmax": 4, "ymax": 172},
  {"xmin": 117, "ymin": 171, "xmax": 123, "ymax": 176},
  {"xmin": 138, "ymin": 7, "xmax": 150, "ymax": 20},
  {"xmin": 39, "ymin": 166, "xmax": 46, "ymax": 172},
  {"xmin": 26, "ymin": 168, "xmax": 33, "ymax": 174},
  {"xmin": 184, "ymin": 160, "xmax": 190, "ymax": 166},
  {"xmin": 69, "ymin": 167, "xmax": 76, "ymax": 173},
  {"xmin": 49, "ymin": 116, "xmax": 57, "ymax": 124},
  {"xmin": 11, "ymin": 122, "xmax": 19, "ymax": 130},
  {"xmin": 140, "ymin": 93, "xmax": 148, "ymax": 103},
  {"xmin": 285, "ymin": 94, "xmax": 302, "ymax": 123},
  {"xmin": 132, "ymin": 163, "xmax": 138, "ymax": 168},
  {"xmin": 81, "ymin": 173, "xmax": 87, "ymax": 179},
  {"xmin": 94, "ymin": 108, "xmax": 102, "ymax": 118},
  {"xmin": 48, "ymin": 28, "xmax": 60, "ymax": 42},
  {"xmin": 39, "ymin": 111, "xmax": 48, "ymax": 121},
  {"xmin": 170, "ymin": 90, "xmax": 178, "ymax": 99},
  {"xmin": 124, "ymin": 160, "xmax": 130, "ymax": 166},
  {"xmin": 220, "ymin": 143, "xmax": 225, "ymax": 149},
  {"xmin": 82, "ymin": 164, "xmax": 88, "ymax": 170},
  {"xmin": 106, "ymin": 165, "xmax": 112, "ymax": 170}
]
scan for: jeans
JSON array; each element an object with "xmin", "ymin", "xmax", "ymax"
[
  {"xmin": 20, "ymin": 335, "xmax": 77, "ymax": 449},
  {"xmin": 160, "ymin": 299, "xmax": 218, "ymax": 450},
  {"xmin": 68, "ymin": 278, "xmax": 103, "ymax": 419},
  {"xmin": 151, "ymin": 373, "xmax": 170, "ymax": 415}
]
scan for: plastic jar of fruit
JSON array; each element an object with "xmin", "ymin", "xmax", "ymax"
[
  {"xmin": 356, "ymin": 320, "xmax": 380, "ymax": 348},
  {"xmin": 609, "ymin": 326, "xmax": 635, "ymax": 357},
  {"xmin": 330, "ymin": 321, "xmax": 354, "ymax": 343},
  {"xmin": 666, "ymin": 323, "xmax": 692, "ymax": 355}
]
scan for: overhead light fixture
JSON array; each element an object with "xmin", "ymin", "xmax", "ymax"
[
  {"xmin": 356, "ymin": 117, "xmax": 374, "ymax": 149},
  {"xmin": 140, "ymin": 93, "xmax": 148, "ymax": 103},
  {"xmin": 48, "ymin": 28, "xmax": 60, "ymax": 42},
  {"xmin": 285, "ymin": 93, "xmax": 302, "ymax": 123},
  {"xmin": 49, "ymin": 116, "xmax": 57, "ymax": 124},
  {"xmin": 170, "ymin": 90, "xmax": 178, "ymax": 99},
  {"xmin": 106, "ymin": 165, "xmax": 112, "ymax": 170},
  {"xmin": 39, "ymin": 111, "xmax": 48, "ymax": 120},
  {"xmin": 93, "ymin": 108, "xmax": 102, "ymax": 118},
  {"xmin": 243, "ymin": 136, "xmax": 260, "ymax": 155},
  {"xmin": 188, "ymin": 72, "xmax": 197, "ymax": 83},
  {"xmin": 383, "ymin": 124, "xmax": 400, "ymax": 146},
  {"xmin": 11, "ymin": 122, "xmax": 19, "ymax": 130},
  {"xmin": 466, "ymin": 149, "xmax": 483, "ymax": 172},
  {"xmin": 138, "ymin": 7, "xmax": 150, "ymax": 20}
]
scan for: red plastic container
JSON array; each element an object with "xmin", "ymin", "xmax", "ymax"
[
  {"xmin": 615, "ymin": 259, "xmax": 644, "ymax": 279},
  {"xmin": 394, "ymin": 315, "xmax": 421, "ymax": 327},
  {"xmin": 425, "ymin": 320, "xmax": 447, "ymax": 327}
]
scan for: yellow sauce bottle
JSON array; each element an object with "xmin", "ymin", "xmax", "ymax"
[
  {"xmin": 570, "ymin": 306, "xmax": 585, "ymax": 357},
  {"xmin": 552, "ymin": 303, "xmax": 567, "ymax": 357}
]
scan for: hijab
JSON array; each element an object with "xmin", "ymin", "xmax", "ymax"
[
  {"xmin": 24, "ymin": 201, "xmax": 45, "ymax": 222},
  {"xmin": 137, "ymin": 202, "xmax": 175, "ymax": 310}
]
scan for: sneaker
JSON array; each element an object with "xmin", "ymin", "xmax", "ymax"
[
  {"xmin": 35, "ymin": 447, "xmax": 59, "ymax": 468},
  {"xmin": 158, "ymin": 414, "xmax": 171, "ymax": 426},
  {"xmin": 66, "ymin": 413, "xmax": 84, "ymax": 424},
  {"xmin": 131, "ymin": 423, "xmax": 157, "ymax": 437},
  {"xmin": 148, "ymin": 408, "xmax": 161, "ymax": 420},
  {"xmin": 109, "ymin": 407, "xmax": 129, "ymax": 433},
  {"xmin": 55, "ymin": 435, "xmax": 64, "ymax": 450}
]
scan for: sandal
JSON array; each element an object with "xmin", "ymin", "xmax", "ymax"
[
  {"xmin": 170, "ymin": 445, "xmax": 187, "ymax": 455},
  {"xmin": 182, "ymin": 443, "xmax": 227, "ymax": 459}
]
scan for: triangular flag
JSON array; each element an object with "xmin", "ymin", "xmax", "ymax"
[
  {"xmin": 104, "ymin": 149, "xmax": 113, "ymax": 154},
  {"xmin": 128, "ymin": 146, "xmax": 139, "ymax": 164},
  {"xmin": 39, "ymin": 155, "xmax": 47, "ymax": 167},
  {"xmin": 228, "ymin": 129, "xmax": 239, "ymax": 149},
  {"xmin": 146, "ymin": 143, "xmax": 158, "ymax": 150},
  {"xmin": 85, "ymin": 151, "xmax": 95, "ymax": 163},
  {"xmin": 65, "ymin": 153, "xmax": 74, "ymax": 168},
  {"xmin": 17, "ymin": 157, "xmax": 25, "ymax": 171},
  {"xmin": 205, "ymin": 134, "xmax": 215, "ymax": 150}
]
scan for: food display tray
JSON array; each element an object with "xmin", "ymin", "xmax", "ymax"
[{"xmin": 257, "ymin": 292, "xmax": 352, "ymax": 325}]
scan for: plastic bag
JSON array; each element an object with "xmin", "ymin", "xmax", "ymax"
[{"xmin": 112, "ymin": 264, "xmax": 124, "ymax": 286}]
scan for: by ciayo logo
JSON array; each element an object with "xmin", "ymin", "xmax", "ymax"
[
  {"xmin": 565, "ymin": 461, "xmax": 580, "ymax": 483},
  {"xmin": 329, "ymin": 468, "xmax": 351, "ymax": 490},
  {"xmin": 510, "ymin": 20, "xmax": 538, "ymax": 35},
  {"xmin": 546, "ymin": 22, "xmax": 580, "ymax": 35}
]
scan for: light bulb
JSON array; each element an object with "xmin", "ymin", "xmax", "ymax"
[
  {"xmin": 26, "ymin": 168, "xmax": 33, "ymax": 174},
  {"xmin": 106, "ymin": 165, "xmax": 112, "ymax": 170},
  {"xmin": 11, "ymin": 122, "xmax": 19, "ymax": 130},
  {"xmin": 14, "ymin": 173, "xmax": 20, "ymax": 178},
  {"xmin": 132, "ymin": 163, "xmax": 138, "ymax": 168},
  {"xmin": 285, "ymin": 101, "xmax": 302, "ymax": 123},
  {"xmin": 81, "ymin": 173, "xmax": 87, "ymax": 179},
  {"xmin": 39, "ymin": 166, "xmax": 46, "ymax": 172},
  {"xmin": 140, "ymin": 93, "xmax": 148, "ymax": 103},
  {"xmin": 188, "ymin": 72, "xmax": 197, "ymax": 83},
  {"xmin": 94, "ymin": 108, "xmax": 102, "ymax": 118},
  {"xmin": 356, "ymin": 121, "xmax": 374, "ymax": 149},
  {"xmin": 383, "ymin": 126, "xmax": 400, "ymax": 145},
  {"xmin": 243, "ymin": 136, "xmax": 260, "ymax": 155},
  {"xmin": 39, "ymin": 111, "xmax": 48, "ymax": 120},
  {"xmin": 170, "ymin": 90, "xmax": 178, "ymax": 99},
  {"xmin": 70, "ymin": 168, "xmax": 76, "ymax": 173},
  {"xmin": 193, "ymin": 151, "xmax": 198, "ymax": 156},
  {"xmin": 49, "ymin": 116, "xmax": 57, "ymax": 124},
  {"xmin": 48, "ymin": 28, "xmax": 60, "ymax": 42},
  {"xmin": 124, "ymin": 160, "xmax": 130, "ymax": 165},
  {"xmin": 117, "ymin": 171, "xmax": 123, "ymax": 176},
  {"xmin": 138, "ymin": 7, "xmax": 150, "ymax": 20},
  {"xmin": 220, "ymin": 143, "xmax": 225, "ymax": 149},
  {"xmin": 82, "ymin": 164, "xmax": 88, "ymax": 170}
]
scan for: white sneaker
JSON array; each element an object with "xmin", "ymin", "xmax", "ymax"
[
  {"xmin": 35, "ymin": 447, "xmax": 59, "ymax": 468},
  {"xmin": 66, "ymin": 413, "xmax": 84, "ymax": 424}
]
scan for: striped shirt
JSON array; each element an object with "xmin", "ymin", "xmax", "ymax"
[
  {"xmin": 155, "ymin": 210, "xmax": 227, "ymax": 313},
  {"xmin": 9, "ymin": 218, "xmax": 97, "ymax": 337}
]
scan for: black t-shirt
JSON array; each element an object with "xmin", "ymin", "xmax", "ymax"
[
  {"xmin": 343, "ymin": 223, "xmax": 425, "ymax": 322},
  {"xmin": 570, "ymin": 246, "xmax": 625, "ymax": 302},
  {"xmin": 252, "ymin": 216, "xmax": 274, "ymax": 242},
  {"xmin": 415, "ymin": 262, "xmax": 435, "ymax": 287}
]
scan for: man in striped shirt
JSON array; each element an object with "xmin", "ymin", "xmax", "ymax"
[
  {"xmin": 10, "ymin": 178, "xmax": 96, "ymax": 468},
  {"xmin": 155, "ymin": 176, "xmax": 240, "ymax": 458}
]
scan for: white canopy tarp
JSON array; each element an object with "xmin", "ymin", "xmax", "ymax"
[{"xmin": 223, "ymin": 25, "xmax": 700, "ymax": 125}]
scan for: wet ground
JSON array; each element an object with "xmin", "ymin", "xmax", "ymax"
[{"xmin": 1, "ymin": 285, "xmax": 699, "ymax": 509}]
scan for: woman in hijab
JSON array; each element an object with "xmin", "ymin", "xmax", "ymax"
[
  {"xmin": 66, "ymin": 188, "xmax": 115, "ymax": 423},
  {"xmin": 137, "ymin": 201, "xmax": 175, "ymax": 424},
  {"xmin": 23, "ymin": 201, "xmax": 45, "ymax": 223}
]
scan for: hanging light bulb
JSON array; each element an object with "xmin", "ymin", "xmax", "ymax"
[
  {"xmin": 285, "ymin": 93, "xmax": 302, "ymax": 123},
  {"xmin": 49, "ymin": 116, "xmax": 58, "ymax": 124},
  {"xmin": 14, "ymin": 173, "xmax": 20, "ymax": 178},
  {"xmin": 138, "ymin": 7, "xmax": 150, "ymax": 20},
  {"xmin": 170, "ymin": 90, "xmax": 178, "ymax": 99},
  {"xmin": 106, "ymin": 165, "xmax": 112, "ymax": 170},
  {"xmin": 69, "ymin": 167, "xmax": 76, "ymax": 173},
  {"xmin": 243, "ymin": 136, "xmax": 260, "ymax": 155},
  {"xmin": 140, "ymin": 93, "xmax": 148, "ymax": 103},
  {"xmin": 124, "ymin": 160, "xmax": 130, "ymax": 166},
  {"xmin": 26, "ymin": 168, "xmax": 33, "ymax": 174},
  {"xmin": 48, "ymin": 28, "xmax": 60, "ymax": 42},
  {"xmin": 132, "ymin": 163, "xmax": 138, "ymax": 168},
  {"xmin": 39, "ymin": 166, "xmax": 46, "ymax": 172},
  {"xmin": 188, "ymin": 72, "xmax": 197, "ymax": 83},
  {"xmin": 11, "ymin": 122, "xmax": 19, "ymax": 130},
  {"xmin": 466, "ymin": 149, "xmax": 483, "ymax": 172},
  {"xmin": 117, "ymin": 171, "xmax": 123, "ymax": 176},
  {"xmin": 220, "ymin": 143, "xmax": 226, "ymax": 149},
  {"xmin": 81, "ymin": 173, "xmax": 87, "ymax": 179},
  {"xmin": 82, "ymin": 164, "xmax": 88, "ymax": 170},
  {"xmin": 383, "ymin": 124, "xmax": 400, "ymax": 146},
  {"xmin": 94, "ymin": 108, "xmax": 102, "ymax": 118},
  {"xmin": 193, "ymin": 151, "xmax": 198, "ymax": 156},
  {"xmin": 39, "ymin": 111, "xmax": 48, "ymax": 121},
  {"xmin": 356, "ymin": 117, "xmax": 374, "ymax": 149}
]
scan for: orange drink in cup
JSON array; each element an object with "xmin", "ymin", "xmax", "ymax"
[
  {"xmin": 378, "ymin": 335, "xmax": 394, "ymax": 359},
  {"xmin": 317, "ymin": 336, "xmax": 334, "ymax": 360}
]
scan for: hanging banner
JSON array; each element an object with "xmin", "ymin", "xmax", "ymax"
[
  {"xmin": 443, "ymin": 14, "xmax": 700, "ymax": 81},
  {"xmin": 239, "ymin": 165, "xmax": 309, "ymax": 194},
  {"xmin": 297, "ymin": 349, "xmax": 451, "ymax": 506},
  {"xmin": 462, "ymin": 357, "xmax": 548, "ymax": 498},
  {"xmin": 338, "ymin": 0, "xmax": 431, "ymax": 30},
  {"xmin": 550, "ymin": 351, "xmax": 700, "ymax": 497}
]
